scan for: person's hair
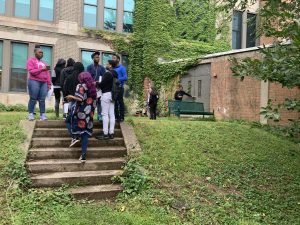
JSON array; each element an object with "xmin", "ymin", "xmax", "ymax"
[
  {"xmin": 54, "ymin": 59, "xmax": 66, "ymax": 69},
  {"xmin": 91, "ymin": 51, "xmax": 100, "ymax": 59},
  {"xmin": 66, "ymin": 58, "xmax": 75, "ymax": 67},
  {"xmin": 34, "ymin": 45, "xmax": 41, "ymax": 52},
  {"xmin": 78, "ymin": 72, "xmax": 97, "ymax": 99},
  {"xmin": 73, "ymin": 62, "xmax": 84, "ymax": 74},
  {"xmin": 108, "ymin": 59, "xmax": 117, "ymax": 68},
  {"xmin": 113, "ymin": 54, "xmax": 121, "ymax": 61}
]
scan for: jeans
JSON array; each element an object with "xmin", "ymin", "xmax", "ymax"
[
  {"xmin": 81, "ymin": 133, "xmax": 89, "ymax": 159},
  {"xmin": 28, "ymin": 79, "xmax": 48, "ymax": 114},
  {"xmin": 101, "ymin": 92, "xmax": 115, "ymax": 135},
  {"xmin": 115, "ymin": 86, "xmax": 125, "ymax": 121}
]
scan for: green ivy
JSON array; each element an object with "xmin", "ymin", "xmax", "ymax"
[{"xmin": 84, "ymin": 0, "xmax": 230, "ymax": 97}]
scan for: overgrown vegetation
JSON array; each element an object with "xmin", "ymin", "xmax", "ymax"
[{"xmin": 0, "ymin": 113, "xmax": 299, "ymax": 224}]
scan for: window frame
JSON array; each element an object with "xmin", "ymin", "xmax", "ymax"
[
  {"xmin": 0, "ymin": 0, "xmax": 6, "ymax": 15},
  {"xmin": 123, "ymin": 0, "xmax": 134, "ymax": 33},
  {"xmin": 83, "ymin": 0, "xmax": 98, "ymax": 28},
  {"xmin": 38, "ymin": 0, "xmax": 55, "ymax": 22},
  {"xmin": 14, "ymin": 0, "xmax": 31, "ymax": 18},
  {"xmin": 232, "ymin": 10, "xmax": 243, "ymax": 50},
  {"xmin": 246, "ymin": 12, "xmax": 257, "ymax": 48},
  {"xmin": 104, "ymin": 0, "xmax": 117, "ymax": 31}
]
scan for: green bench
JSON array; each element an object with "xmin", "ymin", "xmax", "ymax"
[{"xmin": 168, "ymin": 100, "xmax": 214, "ymax": 118}]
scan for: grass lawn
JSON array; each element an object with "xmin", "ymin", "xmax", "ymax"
[{"xmin": 0, "ymin": 113, "xmax": 299, "ymax": 225}]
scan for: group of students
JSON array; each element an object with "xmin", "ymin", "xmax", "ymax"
[{"xmin": 26, "ymin": 45, "xmax": 127, "ymax": 162}]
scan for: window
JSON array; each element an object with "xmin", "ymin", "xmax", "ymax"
[
  {"xmin": 187, "ymin": 81, "xmax": 191, "ymax": 95},
  {"xmin": 246, "ymin": 13, "xmax": 257, "ymax": 48},
  {"xmin": 122, "ymin": 55, "xmax": 129, "ymax": 70},
  {"xmin": 15, "ymin": 0, "xmax": 31, "ymax": 18},
  {"xmin": 198, "ymin": 80, "xmax": 202, "ymax": 97},
  {"xmin": 10, "ymin": 43, "xmax": 28, "ymax": 92},
  {"xmin": 83, "ymin": 0, "xmax": 97, "ymax": 28},
  {"xmin": 232, "ymin": 11, "xmax": 243, "ymax": 49},
  {"xmin": 104, "ymin": 0, "xmax": 117, "ymax": 30},
  {"xmin": 0, "ymin": 0, "xmax": 6, "ymax": 14},
  {"xmin": 39, "ymin": 0, "xmax": 54, "ymax": 22},
  {"xmin": 102, "ymin": 52, "xmax": 113, "ymax": 66},
  {"xmin": 0, "ymin": 41, "xmax": 3, "ymax": 90},
  {"xmin": 41, "ymin": 45, "xmax": 52, "ymax": 68},
  {"xmin": 81, "ymin": 50, "xmax": 94, "ymax": 70},
  {"xmin": 123, "ymin": 0, "xmax": 134, "ymax": 33}
]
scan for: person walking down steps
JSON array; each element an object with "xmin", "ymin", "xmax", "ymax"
[{"xmin": 65, "ymin": 71, "xmax": 97, "ymax": 163}]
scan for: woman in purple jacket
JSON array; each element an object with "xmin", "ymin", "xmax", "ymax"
[{"xmin": 26, "ymin": 45, "xmax": 51, "ymax": 121}]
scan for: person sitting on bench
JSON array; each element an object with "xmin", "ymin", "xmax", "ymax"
[{"xmin": 174, "ymin": 85, "xmax": 193, "ymax": 101}]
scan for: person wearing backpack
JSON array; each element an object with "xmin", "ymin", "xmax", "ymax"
[
  {"xmin": 148, "ymin": 86, "xmax": 159, "ymax": 120},
  {"xmin": 96, "ymin": 60, "xmax": 119, "ymax": 140}
]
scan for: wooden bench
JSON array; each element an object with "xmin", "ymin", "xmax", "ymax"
[{"xmin": 168, "ymin": 100, "xmax": 214, "ymax": 118}]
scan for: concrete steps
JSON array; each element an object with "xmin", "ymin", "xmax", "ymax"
[{"xmin": 26, "ymin": 120, "xmax": 127, "ymax": 200}]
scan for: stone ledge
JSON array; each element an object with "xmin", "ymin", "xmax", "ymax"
[
  {"xmin": 120, "ymin": 122, "xmax": 141, "ymax": 155},
  {"xmin": 19, "ymin": 120, "xmax": 36, "ymax": 155}
]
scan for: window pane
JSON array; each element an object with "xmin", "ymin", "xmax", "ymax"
[
  {"xmin": 39, "ymin": 0, "xmax": 54, "ymax": 21},
  {"xmin": 122, "ymin": 55, "xmax": 129, "ymax": 70},
  {"xmin": 124, "ymin": 0, "xmax": 134, "ymax": 12},
  {"xmin": 0, "ymin": 41, "xmax": 3, "ymax": 89},
  {"xmin": 104, "ymin": 8, "xmax": 116, "ymax": 30},
  {"xmin": 232, "ymin": 11, "xmax": 242, "ymax": 49},
  {"xmin": 81, "ymin": 51, "xmax": 93, "ymax": 70},
  {"xmin": 105, "ymin": 0, "xmax": 116, "ymax": 9},
  {"xmin": 83, "ymin": 5, "xmax": 97, "ymax": 28},
  {"xmin": 198, "ymin": 80, "xmax": 202, "ymax": 97},
  {"xmin": 102, "ymin": 53, "xmax": 113, "ymax": 67},
  {"xmin": 247, "ymin": 13, "xmax": 257, "ymax": 48},
  {"xmin": 11, "ymin": 43, "xmax": 28, "ymax": 92},
  {"xmin": 123, "ymin": 11, "xmax": 133, "ymax": 32},
  {"xmin": 84, "ymin": 0, "xmax": 97, "ymax": 5},
  {"xmin": 0, "ymin": 0, "xmax": 6, "ymax": 14},
  {"xmin": 41, "ymin": 46, "xmax": 52, "ymax": 68},
  {"xmin": 15, "ymin": 0, "xmax": 30, "ymax": 18}
]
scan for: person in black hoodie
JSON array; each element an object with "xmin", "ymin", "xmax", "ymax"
[
  {"xmin": 63, "ymin": 62, "xmax": 85, "ymax": 99},
  {"xmin": 61, "ymin": 58, "xmax": 75, "ymax": 119},
  {"xmin": 52, "ymin": 59, "xmax": 66, "ymax": 117},
  {"xmin": 148, "ymin": 86, "xmax": 159, "ymax": 120}
]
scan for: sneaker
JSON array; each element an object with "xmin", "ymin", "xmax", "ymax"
[
  {"xmin": 109, "ymin": 134, "xmax": 114, "ymax": 139},
  {"xmin": 28, "ymin": 113, "xmax": 35, "ymax": 121},
  {"xmin": 96, "ymin": 134, "xmax": 110, "ymax": 140},
  {"xmin": 40, "ymin": 113, "xmax": 48, "ymax": 121},
  {"xmin": 63, "ymin": 114, "xmax": 67, "ymax": 120},
  {"xmin": 69, "ymin": 138, "xmax": 80, "ymax": 148},
  {"xmin": 79, "ymin": 155, "xmax": 86, "ymax": 163}
]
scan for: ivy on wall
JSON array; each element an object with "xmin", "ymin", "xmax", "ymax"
[{"xmin": 85, "ymin": 0, "xmax": 230, "ymax": 98}]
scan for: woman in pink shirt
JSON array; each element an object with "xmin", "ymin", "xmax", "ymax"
[{"xmin": 26, "ymin": 45, "xmax": 51, "ymax": 121}]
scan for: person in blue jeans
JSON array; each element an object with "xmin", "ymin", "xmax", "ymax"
[
  {"xmin": 26, "ymin": 45, "xmax": 51, "ymax": 121},
  {"xmin": 87, "ymin": 51, "xmax": 106, "ymax": 121},
  {"xmin": 65, "ymin": 72, "xmax": 97, "ymax": 163},
  {"xmin": 112, "ymin": 54, "xmax": 128, "ymax": 122}
]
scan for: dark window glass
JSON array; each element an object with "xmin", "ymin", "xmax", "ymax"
[
  {"xmin": 10, "ymin": 43, "xmax": 28, "ymax": 92},
  {"xmin": 39, "ymin": 0, "xmax": 54, "ymax": 22},
  {"xmin": 0, "ymin": 0, "xmax": 6, "ymax": 14},
  {"xmin": 232, "ymin": 11, "xmax": 243, "ymax": 49},
  {"xmin": 41, "ymin": 45, "xmax": 52, "ymax": 68},
  {"xmin": 198, "ymin": 80, "xmax": 202, "ymax": 97},
  {"xmin": 247, "ymin": 13, "xmax": 257, "ymax": 48},
  {"xmin": 104, "ymin": 0, "xmax": 116, "ymax": 30},
  {"xmin": 102, "ymin": 53, "xmax": 113, "ymax": 66},
  {"xmin": 83, "ymin": 0, "xmax": 97, "ymax": 28},
  {"xmin": 123, "ymin": 0, "xmax": 134, "ymax": 33},
  {"xmin": 122, "ymin": 55, "xmax": 129, "ymax": 70},
  {"xmin": 81, "ymin": 50, "xmax": 94, "ymax": 70},
  {"xmin": 15, "ymin": 0, "xmax": 30, "ymax": 18},
  {"xmin": 0, "ymin": 41, "xmax": 3, "ymax": 90}
]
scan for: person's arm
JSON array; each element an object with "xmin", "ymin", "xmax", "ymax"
[
  {"xmin": 97, "ymin": 72, "xmax": 110, "ymax": 90},
  {"xmin": 27, "ymin": 59, "xmax": 45, "ymax": 76},
  {"xmin": 183, "ymin": 91, "xmax": 192, "ymax": 98},
  {"xmin": 118, "ymin": 66, "xmax": 128, "ymax": 82},
  {"xmin": 46, "ymin": 71, "xmax": 51, "ymax": 87},
  {"xmin": 87, "ymin": 65, "xmax": 92, "ymax": 75}
]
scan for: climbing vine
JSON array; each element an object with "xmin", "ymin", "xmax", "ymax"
[{"xmin": 85, "ymin": 0, "xmax": 230, "ymax": 98}]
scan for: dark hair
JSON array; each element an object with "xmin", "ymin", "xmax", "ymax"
[
  {"xmin": 108, "ymin": 59, "xmax": 117, "ymax": 68},
  {"xmin": 66, "ymin": 58, "xmax": 75, "ymax": 67},
  {"xmin": 91, "ymin": 51, "xmax": 100, "ymax": 59},
  {"xmin": 113, "ymin": 54, "xmax": 121, "ymax": 61},
  {"xmin": 34, "ymin": 45, "xmax": 41, "ymax": 52},
  {"xmin": 55, "ymin": 59, "xmax": 66, "ymax": 69},
  {"xmin": 73, "ymin": 62, "xmax": 84, "ymax": 73}
]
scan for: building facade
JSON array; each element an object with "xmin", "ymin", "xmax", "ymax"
[{"xmin": 0, "ymin": 0, "xmax": 133, "ymax": 105}]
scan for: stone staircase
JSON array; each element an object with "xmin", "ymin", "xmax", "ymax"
[{"xmin": 26, "ymin": 120, "xmax": 127, "ymax": 200}]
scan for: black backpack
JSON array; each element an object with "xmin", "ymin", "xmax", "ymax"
[{"xmin": 111, "ymin": 73, "xmax": 121, "ymax": 102}]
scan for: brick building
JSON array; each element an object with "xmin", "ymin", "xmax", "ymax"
[{"xmin": 0, "ymin": 0, "xmax": 134, "ymax": 106}]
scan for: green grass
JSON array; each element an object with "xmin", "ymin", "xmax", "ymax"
[{"xmin": 0, "ymin": 113, "xmax": 299, "ymax": 224}]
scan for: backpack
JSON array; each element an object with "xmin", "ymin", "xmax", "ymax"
[{"xmin": 111, "ymin": 73, "xmax": 121, "ymax": 102}]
